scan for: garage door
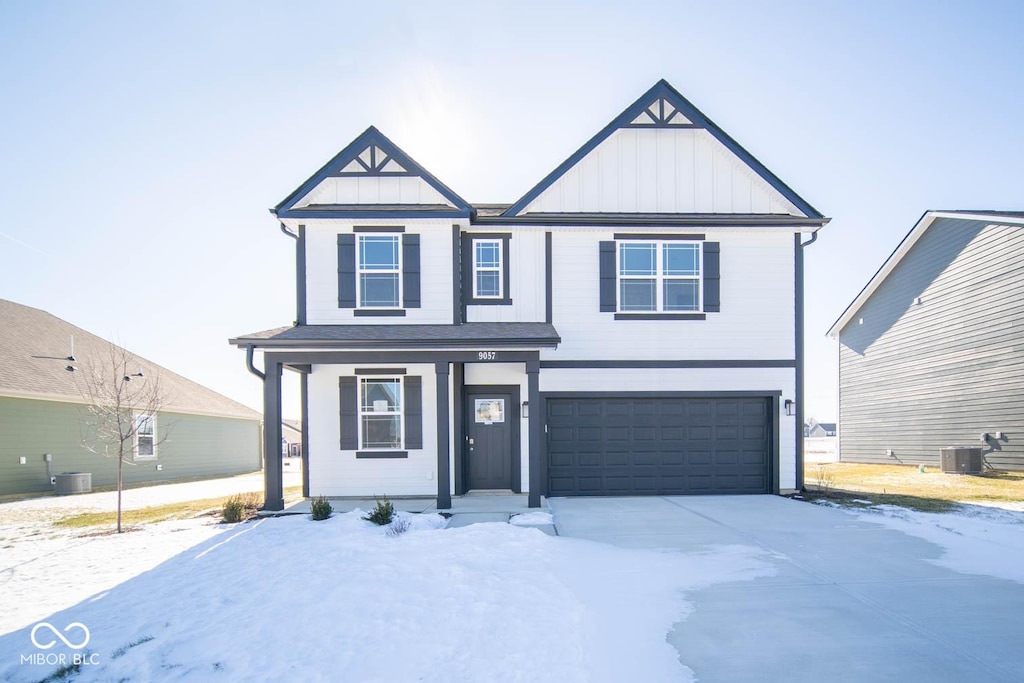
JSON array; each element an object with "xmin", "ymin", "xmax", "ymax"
[{"xmin": 546, "ymin": 396, "xmax": 771, "ymax": 496}]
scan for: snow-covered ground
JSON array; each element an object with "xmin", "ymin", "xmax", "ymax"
[
  {"xmin": 0, "ymin": 509, "xmax": 774, "ymax": 682},
  {"xmin": 849, "ymin": 503, "xmax": 1024, "ymax": 585}
]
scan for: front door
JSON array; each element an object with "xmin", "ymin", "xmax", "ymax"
[{"xmin": 465, "ymin": 389, "xmax": 515, "ymax": 490}]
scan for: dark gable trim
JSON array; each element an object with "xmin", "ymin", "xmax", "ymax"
[
  {"xmin": 463, "ymin": 233, "xmax": 513, "ymax": 306},
  {"xmin": 354, "ymin": 367, "xmax": 407, "ymax": 375},
  {"xmin": 356, "ymin": 451, "xmax": 409, "ymax": 459},
  {"xmin": 615, "ymin": 313, "xmax": 706, "ymax": 321},
  {"xmin": 354, "ymin": 225, "xmax": 405, "ymax": 233},
  {"xmin": 540, "ymin": 360, "xmax": 796, "ymax": 369},
  {"xmin": 501, "ymin": 80, "xmax": 822, "ymax": 219},
  {"xmin": 273, "ymin": 126, "xmax": 473, "ymax": 217},
  {"xmin": 545, "ymin": 231, "xmax": 553, "ymax": 324},
  {"xmin": 613, "ymin": 233, "xmax": 705, "ymax": 241},
  {"xmin": 353, "ymin": 309, "xmax": 407, "ymax": 317}
]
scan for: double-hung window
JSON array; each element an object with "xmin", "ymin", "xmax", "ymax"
[
  {"xmin": 618, "ymin": 241, "xmax": 701, "ymax": 312},
  {"xmin": 359, "ymin": 377, "xmax": 403, "ymax": 450},
  {"xmin": 473, "ymin": 239, "xmax": 503, "ymax": 299},
  {"xmin": 358, "ymin": 235, "xmax": 401, "ymax": 308},
  {"xmin": 134, "ymin": 414, "xmax": 157, "ymax": 459}
]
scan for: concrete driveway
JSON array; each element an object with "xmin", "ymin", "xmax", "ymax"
[{"xmin": 549, "ymin": 495, "xmax": 1024, "ymax": 683}]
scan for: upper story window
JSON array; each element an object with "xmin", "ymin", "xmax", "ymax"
[
  {"xmin": 618, "ymin": 241, "xmax": 700, "ymax": 312},
  {"xmin": 360, "ymin": 377, "xmax": 403, "ymax": 450},
  {"xmin": 473, "ymin": 239, "xmax": 503, "ymax": 299},
  {"xmin": 134, "ymin": 414, "xmax": 157, "ymax": 460},
  {"xmin": 358, "ymin": 235, "xmax": 401, "ymax": 308}
]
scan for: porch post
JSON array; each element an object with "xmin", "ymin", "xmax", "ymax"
[
  {"xmin": 300, "ymin": 372, "xmax": 310, "ymax": 498},
  {"xmin": 527, "ymin": 360, "xmax": 541, "ymax": 508},
  {"xmin": 262, "ymin": 356, "xmax": 284, "ymax": 511},
  {"xmin": 435, "ymin": 361, "xmax": 452, "ymax": 509}
]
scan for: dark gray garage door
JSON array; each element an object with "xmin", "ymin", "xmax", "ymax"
[{"xmin": 546, "ymin": 396, "xmax": 771, "ymax": 496}]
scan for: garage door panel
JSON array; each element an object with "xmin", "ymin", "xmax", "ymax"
[{"xmin": 546, "ymin": 396, "xmax": 770, "ymax": 497}]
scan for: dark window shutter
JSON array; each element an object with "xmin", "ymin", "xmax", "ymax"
[
  {"xmin": 339, "ymin": 376, "xmax": 358, "ymax": 450},
  {"xmin": 402, "ymin": 234, "xmax": 421, "ymax": 308},
  {"xmin": 599, "ymin": 241, "xmax": 616, "ymax": 312},
  {"xmin": 703, "ymin": 241, "xmax": 720, "ymax": 313},
  {"xmin": 404, "ymin": 376, "xmax": 423, "ymax": 449},
  {"xmin": 337, "ymin": 234, "xmax": 356, "ymax": 308}
]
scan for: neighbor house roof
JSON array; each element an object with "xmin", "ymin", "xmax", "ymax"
[
  {"xmin": 827, "ymin": 211, "xmax": 1024, "ymax": 338},
  {"xmin": 230, "ymin": 323, "xmax": 561, "ymax": 349},
  {"xmin": 0, "ymin": 299, "xmax": 261, "ymax": 421}
]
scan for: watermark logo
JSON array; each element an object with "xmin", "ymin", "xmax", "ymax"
[{"xmin": 30, "ymin": 622, "xmax": 91, "ymax": 650}]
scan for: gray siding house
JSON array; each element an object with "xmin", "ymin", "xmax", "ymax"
[
  {"xmin": 828, "ymin": 211, "xmax": 1024, "ymax": 470},
  {"xmin": 0, "ymin": 299, "xmax": 263, "ymax": 497}
]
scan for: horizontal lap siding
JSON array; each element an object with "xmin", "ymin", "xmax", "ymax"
[
  {"xmin": 838, "ymin": 219, "xmax": 1024, "ymax": 469},
  {"xmin": 0, "ymin": 396, "xmax": 261, "ymax": 496}
]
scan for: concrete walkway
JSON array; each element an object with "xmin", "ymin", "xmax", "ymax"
[{"xmin": 549, "ymin": 495, "xmax": 1024, "ymax": 683}]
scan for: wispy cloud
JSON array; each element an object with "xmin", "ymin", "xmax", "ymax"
[{"xmin": 0, "ymin": 231, "xmax": 52, "ymax": 258}]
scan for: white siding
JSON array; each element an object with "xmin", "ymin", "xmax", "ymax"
[
  {"xmin": 466, "ymin": 229, "xmax": 546, "ymax": 323},
  {"xmin": 540, "ymin": 367, "xmax": 797, "ymax": 489},
  {"xmin": 521, "ymin": 128, "xmax": 803, "ymax": 216},
  {"xmin": 307, "ymin": 364, "xmax": 439, "ymax": 497},
  {"xmin": 294, "ymin": 176, "xmax": 452, "ymax": 208},
  {"xmin": 303, "ymin": 218, "xmax": 459, "ymax": 325},
  {"xmin": 464, "ymin": 362, "xmax": 531, "ymax": 489},
  {"xmin": 545, "ymin": 229, "xmax": 795, "ymax": 360}
]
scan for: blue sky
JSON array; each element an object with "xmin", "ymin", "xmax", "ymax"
[{"xmin": 2, "ymin": 1, "xmax": 1022, "ymax": 421}]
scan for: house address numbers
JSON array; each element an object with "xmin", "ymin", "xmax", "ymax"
[{"xmin": 477, "ymin": 351, "xmax": 497, "ymax": 361}]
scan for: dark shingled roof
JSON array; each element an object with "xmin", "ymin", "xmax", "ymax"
[
  {"xmin": 230, "ymin": 323, "xmax": 561, "ymax": 349},
  {"xmin": 938, "ymin": 210, "xmax": 1024, "ymax": 218},
  {"xmin": 0, "ymin": 299, "xmax": 260, "ymax": 420}
]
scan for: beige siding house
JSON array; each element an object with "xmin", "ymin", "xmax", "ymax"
[{"xmin": 0, "ymin": 299, "xmax": 262, "ymax": 497}]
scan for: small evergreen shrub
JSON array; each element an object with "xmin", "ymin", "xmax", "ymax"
[
  {"xmin": 310, "ymin": 495, "xmax": 333, "ymax": 521},
  {"xmin": 222, "ymin": 493, "xmax": 261, "ymax": 523},
  {"xmin": 364, "ymin": 495, "xmax": 395, "ymax": 526}
]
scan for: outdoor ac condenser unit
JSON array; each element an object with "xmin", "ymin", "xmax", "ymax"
[
  {"xmin": 939, "ymin": 447, "xmax": 982, "ymax": 474},
  {"xmin": 54, "ymin": 472, "xmax": 92, "ymax": 495}
]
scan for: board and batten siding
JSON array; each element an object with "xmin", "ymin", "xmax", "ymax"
[
  {"xmin": 521, "ymin": 128, "xmax": 802, "ymax": 216},
  {"xmin": 301, "ymin": 218, "xmax": 461, "ymax": 326},
  {"xmin": 306, "ymin": 364, "xmax": 444, "ymax": 497},
  {"xmin": 465, "ymin": 228, "xmax": 546, "ymax": 323},
  {"xmin": 293, "ymin": 176, "xmax": 451, "ymax": 208},
  {"xmin": 0, "ymin": 396, "xmax": 261, "ymax": 496},
  {"xmin": 543, "ymin": 229, "xmax": 795, "ymax": 361},
  {"xmin": 838, "ymin": 218, "xmax": 1024, "ymax": 470}
]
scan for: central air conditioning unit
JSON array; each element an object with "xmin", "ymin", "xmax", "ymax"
[{"xmin": 939, "ymin": 447, "xmax": 982, "ymax": 474}]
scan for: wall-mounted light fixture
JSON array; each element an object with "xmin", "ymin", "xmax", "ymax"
[
  {"xmin": 522, "ymin": 400, "xmax": 529, "ymax": 418},
  {"xmin": 784, "ymin": 399, "xmax": 795, "ymax": 417}
]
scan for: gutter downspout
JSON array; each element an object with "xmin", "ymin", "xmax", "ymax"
[
  {"xmin": 279, "ymin": 222, "xmax": 306, "ymax": 326},
  {"xmin": 245, "ymin": 345, "xmax": 265, "ymax": 380},
  {"xmin": 795, "ymin": 230, "xmax": 819, "ymax": 492}
]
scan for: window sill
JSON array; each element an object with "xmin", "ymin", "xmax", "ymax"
[
  {"xmin": 614, "ymin": 313, "xmax": 706, "ymax": 321},
  {"xmin": 353, "ymin": 309, "xmax": 406, "ymax": 317},
  {"xmin": 466, "ymin": 297, "xmax": 513, "ymax": 306},
  {"xmin": 356, "ymin": 451, "xmax": 409, "ymax": 459}
]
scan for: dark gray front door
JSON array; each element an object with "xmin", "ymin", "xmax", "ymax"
[
  {"xmin": 546, "ymin": 395, "xmax": 771, "ymax": 496},
  {"xmin": 466, "ymin": 390, "xmax": 514, "ymax": 490}
]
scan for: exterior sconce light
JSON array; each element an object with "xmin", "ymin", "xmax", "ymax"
[
  {"xmin": 522, "ymin": 401, "xmax": 529, "ymax": 418},
  {"xmin": 784, "ymin": 399, "xmax": 795, "ymax": 417}
]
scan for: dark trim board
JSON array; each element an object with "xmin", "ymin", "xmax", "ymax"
[
  {"xmin": 463, "ymin": 384, "xmax": 521, "ymax": 494},
  {"xmin": 614, "ymin": 313, "xmax": 706, "ymax": 321},
  {"xmin": 545, "ymin": 232, "xmax": 553, "ymax": 324},
  {"xmin": 540, "ymin": 360, "xmax": 796, "ymax": 369},
  {"xmin": 452, "ymin": 362, "xmax": 465, "ymax": 495},
  {"xmin": 265, "ymin": 350, "xmax": 542, "ymax": 365},
  {"xmin": 354, "ymin": 367, "xmax": 408, "ymax": 375},
  {"xmin": 354, "ymin": 310, "xmax": 407, "ymax": 317},
  {"xmin": 452, "ymin": 225, "xmax": 463, "ymax": 324},
  {"xmin": 613, "ymin": 233, "xmax": 705, "ymax": 241},
  {"xmin": 300, "ymin": 372, "xmax": 310, "ymax": 498},
  {"xmin": 541, "ymin": 390, "xmax": 783, "ymax": 398},
  {"xmin": 356, "ymin": 451, "xmax": 409, "ymax": 459},
  {"xmin": 353, "ymin": 226, "xmax": 406, "ymax": 233}
]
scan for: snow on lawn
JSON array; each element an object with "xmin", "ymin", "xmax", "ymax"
[
  {"xmin": 509, "ymin": 511, "xmax": 554, "ymax": 526},
  {"xmin": 0, "ymin": 511, "xmax": 774, "ymax": 682},
  {"xmin": 852, "ymin": 504, "xmax": 1024, "ymax": 585}
]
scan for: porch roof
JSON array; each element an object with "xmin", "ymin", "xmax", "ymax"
[{"xmin": 229, "ymin": 323, "xmax": 561, "ymax": 349}]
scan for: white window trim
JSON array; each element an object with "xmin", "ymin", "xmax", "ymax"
[
  {"xmin": 472, "ymin": 238, "xmax": 503, "ymax": 299},
  {"xmin": 616, "ymin": 241, "xmax": 702, "ymax": 313},
  {"xmin": 358, "ymin": 377, "xmax": 404, "ymax": 451},
  {"xmin": 134, "ymin": 413, "xmax": 157, "ymax": 460},
  {"xmin": 357, "ymin": 234, "xmax": 402, "ymax": 309}
]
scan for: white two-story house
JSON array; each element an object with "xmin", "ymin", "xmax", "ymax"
[{"xmin": 231, "ymin": 80, "xmax": 828, "ymax": 510}]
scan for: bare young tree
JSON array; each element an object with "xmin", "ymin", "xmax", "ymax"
[{"xmin": 76, "ymin": 344, "xmax": 168, "ymax": 533}]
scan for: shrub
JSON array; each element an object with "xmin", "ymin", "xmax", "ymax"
[
  {"xmin": 222, "ymin": 492, "xmax": 261, "ymax": 523},
  {"xmin": 364, "ymin": 495, "xmax": 395, "ymax": 526},
  {"xmin": 387, "ymin": 516, "xmax": 411, "ymax": 537},
  {"xmin": 310, "ymin": 495, "xmax": 333, "ymax": 521}
]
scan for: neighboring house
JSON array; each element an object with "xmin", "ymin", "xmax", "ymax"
[
  {"xmin": 0, "ymin": 299, "xmax": 263, "ymax": 496},
  {"xmin": 827, "ymin": 211, "xmax": 1024, "ymax": 470},
  {"xmin": 232, "ymin": 79, "xmax": 828, "ymax": 510},
  {"xmin": 805, "ymin": 420, "xmax": 836, "ymax": 438},
  {"xmin": 282, "ymin": 419, "xmax": 302, "ymax": 457}
]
